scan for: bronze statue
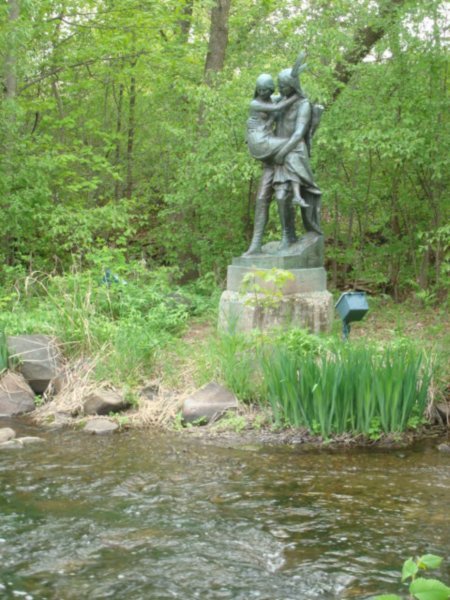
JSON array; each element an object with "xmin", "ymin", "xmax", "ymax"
[{"xmin": 244, "ymin": 54, "xmax": 323, "ymax": 256}]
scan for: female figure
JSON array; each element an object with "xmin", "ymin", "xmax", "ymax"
[{"xmin": 247, "ymin": 73, "xmax": 309, "ymax": 208}]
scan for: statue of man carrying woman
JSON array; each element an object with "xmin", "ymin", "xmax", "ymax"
[{"xmin": 244, "ymin": 53, "xmax": 323, "ymax": 256}]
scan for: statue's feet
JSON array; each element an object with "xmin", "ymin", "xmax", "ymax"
[
  {"xmin": 310, "ymin": 224, "xmax": 323, "ymax": 235},
  {"xmin": 293, "ymin": 197, "xmax": 309, "ymax": 208},
  {"xmin": 277, "ymin": 238, "xmax": 290, "ymax": 252},
  {"xmin": 243, "ymin": 244, "xmax": 262, "ymax": 257}
]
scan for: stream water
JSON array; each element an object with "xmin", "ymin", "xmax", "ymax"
[{"xmin": 0, "ymin": 421, "xmax": 449, "ymax": 600}]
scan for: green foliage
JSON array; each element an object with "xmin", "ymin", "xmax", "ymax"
[
  {"xmin": 211, "ymin": 410, "xmax": 248, "ymax": 433},
  {"xmin": 240, "ymin": 268, "xmax": 295, "ymax": 310},
  {"xmin": 272, "ymin": 327, "xmax": 331, "ymax": 356},
  {"xmin": 0, "ymin": 258, "xmax": 216, "ymax": 385},
  {"xmin": 209, "ymin": 326, "xmax": 435, "ymax": 437},
  {"xmin": 260, "ymin": 342, "xmax": 433, "ymax": 436},
  {"xmin": 0, "ymin": 0, "xmax": 448, "ymax": 296},
  {"xmin": 372, "ymin": 554, "xmax": 449, "ymax": 600},
  {"xmin": 209, "ymin": 331, "xmax": 261, "ymax": 403}
]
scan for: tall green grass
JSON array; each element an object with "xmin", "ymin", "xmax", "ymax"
[{"xmin": 261, "ymin": 344, "xmax": 433, "ymax": 437}]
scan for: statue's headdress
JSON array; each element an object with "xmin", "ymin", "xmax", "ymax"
[{"xmin": 278, "ymin": 51, "xmax": 308, "ymax": 96}]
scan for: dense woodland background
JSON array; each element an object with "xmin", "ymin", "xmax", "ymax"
[{"xmin": 1, "ymin": 0, "xmax": 448, "ymax": 301}]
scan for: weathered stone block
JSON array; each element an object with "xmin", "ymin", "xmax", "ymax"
[{"xmin": 218, "ymin": 290, "xmax": 334, "ymax": 334}]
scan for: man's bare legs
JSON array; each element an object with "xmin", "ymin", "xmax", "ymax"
[{"xmin": 274, "ymin": 183, "xmax": 297, "ymax": 251}]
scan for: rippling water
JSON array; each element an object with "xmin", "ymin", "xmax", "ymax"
[{"xmin": 0, "ymin": 421, "xmax": 449, "ymax": 599}]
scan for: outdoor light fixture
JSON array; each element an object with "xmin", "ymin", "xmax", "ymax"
[{"xmin": 335, "ymin": 291, "xmax": 369, "ymax": 340}]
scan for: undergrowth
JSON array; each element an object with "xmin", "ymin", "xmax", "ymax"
[
  {"xmin": 0, "ymin": 254, "xmax": 219, "ymax": 386},
  {"xmin": 209, "ymin": 328, "xmax": 439, "ymax": 438}
]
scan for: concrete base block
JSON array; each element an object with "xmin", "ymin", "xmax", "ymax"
[{"xmin": 218, "ymin": 290, "xmax": 334, "ymax": 334}]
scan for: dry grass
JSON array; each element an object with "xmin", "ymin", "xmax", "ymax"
[
  {"xmin": 33, "ymin": 356, "xmax": 103, "ymax": 423},
  {"xmin": 129, "ymin": 385, "xmax": 182, "ymax": 428}
]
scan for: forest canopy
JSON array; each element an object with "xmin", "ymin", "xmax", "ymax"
[{"xmin": 1, "ymin": 0, "xmax": 448, "ymax": 300}]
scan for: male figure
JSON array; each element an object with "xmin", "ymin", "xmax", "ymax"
[{"xmin": 272, "ymin": 68, "xmax": 322, "ymax": 249}]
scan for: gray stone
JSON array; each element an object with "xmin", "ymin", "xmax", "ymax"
[
  {"xmin": 0, "ymin": 427, "xmax": 16, "ymax": 443},
  {"xmin": 83, "ymin": 389, "xmax": 130, "ymax": 415},
  {"xmin": 235, "ymin": 233, "xmax": 324, "ymax": 269},
  {"xmin": 48, "ymin": 369, "xmax": 68, "ymax": 396},
  {"xmin": 141, "ymin": 383, "xmax": 160, "ymax": 401},
  {"xmin": 437, "ymin": 443, "xmax": 450, "ymax": 454},
  {"xmin": 436, "ymin": 402, "xmax": 450, "ymax": 423},
  {"xmin": 182, "ymin": 381, "xmax": 238, "ymax": 424},
  {"xmin": 0, "ymin": 439, "xmax": 23, "ymax": 449},
  {"xmin": 0, "ymin": 372, "xmax": 36, "ymax": 416},
  {"xmin": 218, "ymin": 290, "xmax": 334, "ymax": 334},
  {"xmin": 18, "ymin": 436, "xmax": 45, "ymax": 445},
  {"xmin": 227, "ymin": 265, "xmax": 327, "ymax": 294},
  {"xmin": 7, "ymin": 335, "xmax": 63, "ymax": 394},
  {"xmin": 83, "ymin": 418, "xmax": 119, "ymax": 434}
]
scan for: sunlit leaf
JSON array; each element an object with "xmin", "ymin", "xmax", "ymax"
[{"xmin": 409, "ymin": 577, "xmax": 450, "ymax": 600}]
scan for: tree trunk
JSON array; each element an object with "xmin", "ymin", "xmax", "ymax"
[
  {"xmin": 4, "ymin": 0, "xmax": 20, "ymax": 100},
  {"xmin": 126, "ymin": 73, "xmax": 136, "ymax": 199},
  {"xmin": 204, "ymin": 0, "xmax": 231, "ymax": 85},
  {"xmin": 114, "ymin": 83, "xmax": 124, "ymax": 200},
  {"xmin": 178, "ymin": 0, "xmax": 194, "ymax": 41}
]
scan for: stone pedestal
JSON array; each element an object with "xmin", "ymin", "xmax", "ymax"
[
  {"xmin": 218, "ymin": 233, "xmax": 334, "ymax": 333},
  {"xmin": 219, "ymin": 289, "xmax": 333, "ymax": 333}
]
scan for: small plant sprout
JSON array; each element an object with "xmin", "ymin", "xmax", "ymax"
[{"xmin": 240, "ymin": 268, "xmax": 295, "ymax": 310}]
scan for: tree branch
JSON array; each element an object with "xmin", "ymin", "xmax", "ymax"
[{"xmin": 332, "ymin": 0, "xmax": 406, "ymax": 101}]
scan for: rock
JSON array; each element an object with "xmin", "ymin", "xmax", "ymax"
[
  {"xmin": 437, "ymin": 443, "xmax": 450, "ymax": 453},
  {"xmin": 436, "ymin": 402, "xmax": 450, "ymax": 423},
  {"xmin": 83, "ymin": 389, "xmax": 130, "ymax": 415},
  {"xmin": 141, "ymin": 383, "xmax": 160, "ymax": 401},
  {"xmin": 182, "ymin": 381, "xmax": 238, "ymax": 425},
  {"xmin": 0, "ymin": 427, "xmax": 16, "ymax": 443},
  {"xmin": 7, "ymin": 335, "xmax": 63, "ymax": 394},
  {"xmin": 0, "ymin": 439, "xmax": 23, "ymax": 449},
  {"xmin": 53, "ymin": 411, "xmax": 73, "ymax": 428},
  {"xmin": 47, "ymin": 369, "xmax": 69, "ymax": 396},
  {"xmin": 0, "ymin": 372, "xmax": 36, "ymax": 416},
  {"xmin": 18, "ymin": 436, "xmax": 44, "ymax": 445},
  {"xmin": 83, "ymin": 418, "xmax": 119, "ymax": 435}
]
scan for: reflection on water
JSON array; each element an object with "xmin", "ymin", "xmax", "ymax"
[{"xmin": 0, "ymin": 422, "xmax": 449, "ymax": 599}]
